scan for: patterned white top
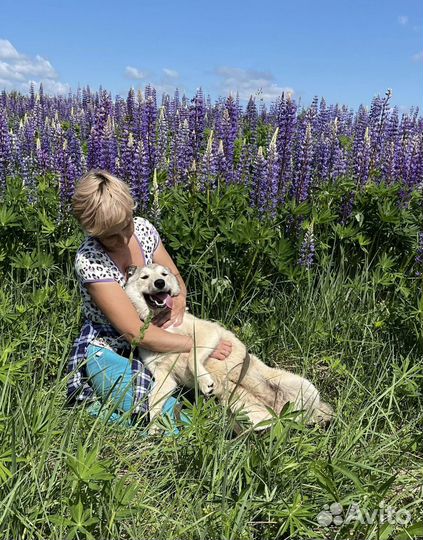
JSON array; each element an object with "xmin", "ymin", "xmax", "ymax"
[{"xmin": 74, "ymin": 216, "xmax": 161, "ymax": 349}]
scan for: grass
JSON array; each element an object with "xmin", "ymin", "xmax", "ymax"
[{"xmin": 0, "ymin": 250, "xmax": 422, "ymax": 539}]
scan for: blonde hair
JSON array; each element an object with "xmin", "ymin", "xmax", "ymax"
[{"xmin": 72, "ymin": 169, "xmax": 137, "ymax": 237}]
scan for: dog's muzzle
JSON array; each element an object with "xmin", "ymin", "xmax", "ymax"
[{"xmin": 144, "ymin": 291, "xmax": 174, "ymax": 310}]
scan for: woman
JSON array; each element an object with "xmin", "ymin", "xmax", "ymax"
[{"xmin": 67, "ymin": 169, "xmax": 232, "ymax": 430}]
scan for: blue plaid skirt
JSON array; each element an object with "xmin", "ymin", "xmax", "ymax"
[{"xmin": 66, "ymin": 319, "xmax": 153, "ymax": 415}]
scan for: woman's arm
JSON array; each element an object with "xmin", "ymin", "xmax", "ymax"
[{"xmin": 86, "ymin": 281, "xmax": 193, "ymax": 353}]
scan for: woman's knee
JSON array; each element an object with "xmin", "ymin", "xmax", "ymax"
[{"xmin": 86, "ymin": 344, "xmax": 134, "ymax": 412}]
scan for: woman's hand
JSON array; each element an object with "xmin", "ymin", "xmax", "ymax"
[
  {"xmin": 209, "ymin": 339, "xmax": 232, "ymax": 361},
  {"xmin": 154, "ymin": 294, "xmax": 186, "ymax": 329}
]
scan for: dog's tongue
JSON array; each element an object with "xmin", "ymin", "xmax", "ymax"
[{"xmin": 152, "ymin": 292, "xmax": 173, "ymax": 309}]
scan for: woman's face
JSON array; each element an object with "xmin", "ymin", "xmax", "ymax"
[{"xmin": 97, "ymin": 216, "xmax": 134, "ymax": 252}]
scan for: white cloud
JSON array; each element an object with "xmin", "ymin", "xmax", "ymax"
[
  {"xmin": 412, "ymin": 50, "xmax": 423, "ymax": 62},
  {"xmin": 398, "ymin": 15, "xmax": 408, "ymax": 25},
  {"xmin": 0, "ymin": 38, "xmax": 70, "ymax": 95},
  {"xmin": 125, "ymin": 66, "xmax": 147, "ymax": 80},
  {"xmin": 214, "ymin": 66, "xmax": 294, "ymax": 101},
  {"xmin": 163, "ymin": 68, "xmax": 179, "ymax": 79},
  {"xmin": 0, "ymin": 39, "xmax": 23, "ymax": 60}
]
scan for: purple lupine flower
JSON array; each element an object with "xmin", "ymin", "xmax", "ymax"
[
  {"xmin": 99, "ymin": 115, "xmax": 119, "ymax": 174},
  {"xmin": 87, "ymin": 91, "xmax": 111, "ymax": 170},
  {"xmin": 176, "ymin": 118, "xmax": 193, "ymax": 183},
  {"xmin": 135, "ymin": 138, "xmax": 150, "ymax": 210},
  {"xmin": 368, "ymin": 89, "xmax": 392, "ymax": 171},
  {"xmin": 35, "ymin": 133, "xmax": 50, "ymax": 174},
  {"xmin": 381, "ymin": 107, "xmax": 399, "ymax": 184},
  {"xmin": 351, "ymin": 104, "xmax": 369, "ymax": 180},
  {"xmin": 292, "ymin": 122, "xmax": 314, "ymax": 202},
  {"xmin": 140, "ymin": 85, "xmax": 157, "ymax": 181},
  {"xmin": 215, "ymin": 139, "xmax": 228, "ymax": 185},
  {"xmin": 234, "ymin": 137, "xmax": 253, "ymax": 186},
  {"xmin": 0, "ymin": 90, "xmax": 7, "ymax": 110},
  {"xmin": 340, "ymin": 191, "xmax": 355, "ymax": 224},
  {"xmin": 329, "ymin": 118, "xmax": 348, "ymax": 181},
  {"xmin": 298, "ymin": 225, "xmax": 316, "ymax": 269},
  {"xmin": 251, "ymin": 146, "xmax": 267, "ymax": 212},
  {"xmin": 169, "ymin": 89, "xmax": 180, "ymax": 133},
  {"xmin": 198, "ymin": 130, "xmax": 217, "ymax": 192},
  {"xmin": 276, "ymin": 94, "xmax": 297, "ymax": 204},
  {"xmin": 126, "ymin": 87, "xmax": 136, "ymax": 127},
  {"xmin": 189, "ymin": 88, "xmax": 206, "ymax": 164},
  {"xmin": 0, "ymin": 107, "xmax": 12, "ymax": 196},
  {"xmin": 29, "ymin": 82, "xmax": 36, "ymax": 110},
  {"xmin": 222, "ymin": 95, "xmax": 239, "ymax": 183},
  {"xmin": 66, "ymin": 125, "xmax": 85, "ymax": 182},
  {"xmin": 156, "ymin": 106, "xmax": 169, "ymax": 170},
  {"xmin": 244, "ymin": 95, "xmax": 258, "ymax": 144},
  {"xmin": 265, "ymin": 128, "xmax": 280, "ymax": 218},
  {"xmin": 7, "ymin": 127, "xmax": 21, "ymax": 180},
  {"xmin": 119, "ymin": 129, "xmax": 142, "ymax": 201},
  {"xmin": 353, "ymin": 126, "xmax": 371, "ymax": 187},
  {"xmin": 20, "ymin": 154, "xmax": 37, "ymax": 204}
]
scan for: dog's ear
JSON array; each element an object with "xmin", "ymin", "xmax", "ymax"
[{"xmin": 127, "ymin": 265, "xmax": 138, "ymax": 279}]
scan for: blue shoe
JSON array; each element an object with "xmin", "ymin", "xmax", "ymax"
[{"xmin": 86, "ymin": 396, "xmax": 192, "ymax": 436}]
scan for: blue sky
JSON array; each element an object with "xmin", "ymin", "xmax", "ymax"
[{"xmin": 1, "ymin": 0, "xmax": 421, "ymax": 110}]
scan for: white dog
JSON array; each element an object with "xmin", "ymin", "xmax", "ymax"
[{"xmin": 125, "ymin": 264, "xmax": 333, "ymax": 431}]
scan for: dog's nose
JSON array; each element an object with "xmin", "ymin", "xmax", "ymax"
[{"xmin": 154, "ymin": 279, "xmax": 165, "ymax": 289}]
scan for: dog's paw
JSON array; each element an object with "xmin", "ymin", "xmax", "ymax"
[
  {"xmin": 198, "ymin": 374, "xmax": 215, "ymax": 397},
  {"xmin": 311, "ymin": 401, "xmax": 335, "ymax": 429},
  {"xmin": 148, "ymin": 423, "xmax": 163, "ymax": 436}
]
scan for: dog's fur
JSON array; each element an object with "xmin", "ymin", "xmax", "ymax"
[{"xmin": 125, "ymin": 264, "xmax": 334, "ymax": 431}]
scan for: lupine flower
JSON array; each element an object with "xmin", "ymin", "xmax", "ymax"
[
  {"xmin": 292, "ymin": 122, "xmax": 314, "ymax": 202},
  {"xmin": 276, "ymin": 95, "xmax": 297, "ymax": 204},
  {"xmin": 265, "ymin": 128, "xmax": 281, "ymax": 218},
  {"xmin": 298, "ymin": 224, "xmax": 316, "ymax": 269},
  {"xmin": 199, "ymin": 129, "xmax": 217, "ymax": 191},
  {"xmin": 215, "ymin": 139, "xmax": 228, "ymax": 184},
  {"xmin": 0, "ymin": 85, "xmax": 422, "ymax": 224},
  {"xmin": 0, "ymin": 107, "xmax": 12, "ymax": 195},
  {"xmin": 150, "ymin": 167, "xmax": 161, "ymax": 224},
  {"xmin": 251, "ymin": 146, "xmax": 267, "ymax": 212},
  {"xmin": 189, "ymin": 88, "xmax": 206, "ymax": 163},
  {"xmin": 140, "ymin": 86, "xmax": 157, "ymax": 181},
  {"xmin": 244, "ymin": 96, "xmax": 258, "ymax": 144},
  {"xmin": 156, "ymin": 106, "xmax": 169, "ymax": 170},
  {"xmin": 234, "ymin": 137, "xmax": 252, "ymax": 186},
  {"xmin": 354, "ymin": 126, "xmax": 371, "ymax": 186}
]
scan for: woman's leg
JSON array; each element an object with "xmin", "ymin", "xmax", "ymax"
[
  {"xmin": 85, "ymin": 344, "xmax": 191, "ymax": 432},
  {"xmin": 86, "ymin": 344, "xmax": 134, "ymax": 413}
]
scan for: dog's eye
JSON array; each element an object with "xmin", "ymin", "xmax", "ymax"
[
  {"xmin": 161, "ymin": 273, "xmax": 168, "ymax": 276},
  {"xmin": 141, "ymin": 275, "xmax": 149, "ymax": 280}
]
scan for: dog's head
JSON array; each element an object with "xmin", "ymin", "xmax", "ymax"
[{"xmin": 125, "ymin": 263, "xmax": 181, "ymax": 319}]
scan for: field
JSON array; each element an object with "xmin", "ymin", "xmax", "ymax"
[{"xmin": 0, "ymin": 85, "xmax": 422, "ymax": 539}]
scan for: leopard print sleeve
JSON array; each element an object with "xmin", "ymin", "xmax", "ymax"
[{"xmin": 74, "ymin": 237, "xmax": 119, "ymax": 285}]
